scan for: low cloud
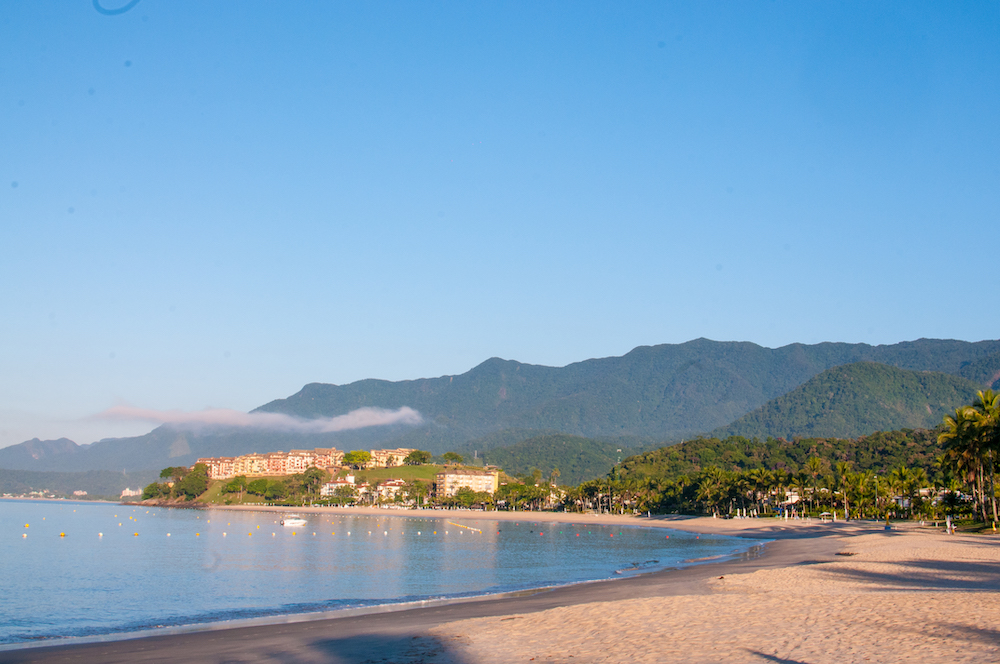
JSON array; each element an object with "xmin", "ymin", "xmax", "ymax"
[{"xmin": 95, "ymin": 405, "xmax": 423, "ymax": 433}]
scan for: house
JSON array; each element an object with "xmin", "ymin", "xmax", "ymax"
[
  {"xmin": 320, "ymin": 474, "xmax": 356, "ymax": 497},
  {"xmin": 376, "ymin": 479, "xmax": 407, "ymax": 500}
]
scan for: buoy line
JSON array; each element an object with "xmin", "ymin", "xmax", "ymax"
[{"xmin": 447, "ymin": 521, "xmax": 482, "ymax": 533}]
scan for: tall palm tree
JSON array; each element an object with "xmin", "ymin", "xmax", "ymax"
[
  {"xmin": 970, "ymin": 390, "xmax": 999, "ymax": 523},
  {"xmin": 940, "ymin": 405, "xmax": 988, "ymax": 522},
  {"xmin": 834, "ymin": 461, "xmax": 852, "ymax": 518},
  {"xmin": 888, "ymin": 465, "xmax": 912, "ymax": 518}
]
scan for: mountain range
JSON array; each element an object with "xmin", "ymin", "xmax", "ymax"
[{"xmin": 1, "ymin": 338, "xmax": 997, "ymax": 483}]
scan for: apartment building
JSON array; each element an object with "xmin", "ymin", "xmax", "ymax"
[
  {"xmin": 434, "ymin": 469, "xmax": 500, "ymax": 498},
  {"xmin": 367, "ymin": 448, "xmax": 416, "ymax": 468}
]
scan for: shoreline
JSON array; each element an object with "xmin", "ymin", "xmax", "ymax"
[
  {"xmin": 1, "ymin": 510, "xmax": 879, "ymax": 663},
  {"xmin": 196, "ymin": 501, "xmax": 850, "ymax": 538}
]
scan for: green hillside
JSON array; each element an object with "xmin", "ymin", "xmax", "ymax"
[
  {"xmin": 711, "ymin": 362, "xmax": 980, "ymax": 440},
  {"xmin": 480, "ymin": 434, "xmax": 635, "ymax": 486},
  {"xmin": 617, "ymin": 428, "xmax": 943, "ymax": 482},
  {"xmin": 4, "ymin": 338, "xmax": 998, "ymax": 472},
  {"xmin": 256, "ymin": 338, "xmax": 1000, "ymax": 445}
]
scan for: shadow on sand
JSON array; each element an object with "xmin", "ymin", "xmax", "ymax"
[
  {"xmin": 303, "ymin": 633, "xmax": 471, "ymax": 664},
  {"xmin": 821, "ymin": 556, "xmax": 1000, "ymax": 592}
]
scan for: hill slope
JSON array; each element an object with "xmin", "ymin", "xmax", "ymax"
[
  {"xmin": 256, "ymin": 338, "xmax": 1000, "ymax": 442},
  {"xmin": 479, "ymin": 434, "xmax": 627, "ymax": 486},
  {"xmin": 3, "ymin": 338, "xmax": 997, "ymax": 472},
  {"xmin": 712, "ymin": 362, "xmax": 981, "ymax": 440}
]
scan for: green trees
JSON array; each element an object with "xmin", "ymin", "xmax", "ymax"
[
  {"xmin": 141, "ymin": 482, "xmax": 168, "ymax": 500},
  {"xmin": 223, "ymin": 475, "xmax": 248, "ymax": 500},
  {"xmin": 442, "ymin": 452, "xmax": 464, "ymax": 464},
  {"xmin": 403, "ymin": 480, "xmax": 429, "ymax": 507},
  {"xmin": 142, "ymin": 464, "xmax": 209, "ymax": 501},
  {"xmin": 404, "ymin": 450, "xmax": 432, "ymax": 465},
  {"xmin": 160, "ymin": 466, "xmax": 189, "ymax": 483},
  {"xmin": 299, "ymin": 467, "xmax": 330, "ymax": 499},
  {"xmin": 939, "ymin": 390, "xmax": 999, "ymax": 524},
  {"xmin": 343, "ymin": 450, "xmax": 372, "ymax": 469},
  {"xmin": 332, "ymin": 484, "xmax": 357, "ymax": 505},
  {"xmin": 174, "ymin": 464, "xmax": 209, "ymax": 499}
]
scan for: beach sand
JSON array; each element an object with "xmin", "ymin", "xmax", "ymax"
[
  {"xmin": 3, "ymin": 511, "xmax": 998, "ymax": 664},
  {"xmin": 430, "ymin": 527, "xmax": 1000, "ymax": 664}
]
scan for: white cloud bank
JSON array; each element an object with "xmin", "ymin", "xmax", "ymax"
[{"xmin": 95, "ymin": 405, "xmax": 423, "ymax": 433}]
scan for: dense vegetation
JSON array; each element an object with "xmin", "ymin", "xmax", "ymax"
[
  {"xmin": 255, "ymin": 339, "xmax": 1000, "ymax": 447},
  {"xmin": 618, "ymin": 430, "xmax": 943, "ymax": 482},
  {"xmin": 141, "ymin": 464, "xmax": 212, "ymax": 501},
  {"xmin": 939, "ymin": 390, "xmax": 999, "ymax": 523},
  {"xmin": 575, "ymin": 391, "xmax": 1000, "ymax": 525},
  {"xmin": 480, "ymin": 434, "xmax": 628, "ymax": 486},
  {"xmin": 713, "ymin": 362, "xmax": 980, "ymax": 440}
]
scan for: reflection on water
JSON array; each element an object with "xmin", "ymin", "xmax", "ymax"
[{"xmin": 0, "ymin": 501, "xmax": 766, "ymax": 645}]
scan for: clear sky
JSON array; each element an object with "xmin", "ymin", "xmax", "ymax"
[{"xmin": 1, "ymin": 1, "xmax": 997, "ymax": 448}]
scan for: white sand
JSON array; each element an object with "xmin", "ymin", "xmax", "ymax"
[{"xmin": 430, "ymin": 529, "xmax": 1000, "ymax": 663}]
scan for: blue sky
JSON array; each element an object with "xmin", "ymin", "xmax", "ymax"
[{"xmin": 1, "ymin": 1, "xmax": 997, "ymax": 447}]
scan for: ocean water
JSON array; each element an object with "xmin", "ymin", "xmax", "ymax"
[{"xmin": 0, "ymin": 500, "xmax": 765, "ymax": 646}]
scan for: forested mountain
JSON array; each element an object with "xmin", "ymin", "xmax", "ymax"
[
  {"xmin": 2, "ymin": 338, "xmax": 997, "ymax": 473},
  {"xmin": 477, "ymin": 434, "xmax": 630, "ymax": 486},
  {"xmin": 712, "ymin": 363, "xmax": 981, "ymax": 441},
  {"xmin": 257, "ymin": 338, "xmax": 1000, "ymax": 442}
]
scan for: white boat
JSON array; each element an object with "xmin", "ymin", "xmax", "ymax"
[{"xmin": 280, "ymin": 515, "xmax": 307, "ymax": 527}]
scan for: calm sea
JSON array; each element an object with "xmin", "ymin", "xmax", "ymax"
[{"xmin": 0, "ymin": 500, "xmax": 765, "ymax": 646}]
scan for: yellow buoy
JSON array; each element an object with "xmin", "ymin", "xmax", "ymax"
[
  {"xmin": 134, "ymin": 533, "xmax": 138, "ymax": 536},
  {"xmin": 60, "ymin": 533, "xmax": 65, "ymax": 537},
  {"xmin": 24, "ymin": 524, "xmax": 28, "ymax": 528}
]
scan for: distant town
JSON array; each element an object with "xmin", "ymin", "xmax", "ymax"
[{"xmin": 191, "ymin": 447, "xmax": 501, "ymax": 503}]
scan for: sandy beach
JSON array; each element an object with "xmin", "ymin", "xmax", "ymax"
[{"xmin": 3, "ymin": 510, "xmax": 997, "ymax": 664}]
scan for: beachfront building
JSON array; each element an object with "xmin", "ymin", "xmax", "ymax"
[
  {"xmin": 434, "ymin": 469, "xmax": 500, "ymax": 498},
  {"xmin": 320, "ymin": 474, "xmax": 356, "ymax": 497},
  {"xmin": 375, "ymin": 479, "xmax": 407, "ymax": 501}
]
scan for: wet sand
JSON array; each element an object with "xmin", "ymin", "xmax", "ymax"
[{"xmin": 3, "ymin": 511, "xmax": 997, "ymax": 663}]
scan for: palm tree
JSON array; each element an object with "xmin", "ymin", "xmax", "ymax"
[
  {"xmin": 805, "ymin": 457, "xmax": 825, "ymax": 514},
  {"xmin": 970, "ymin": 390, "xmax": 999, "ymax": 523},
  {"xmin": 834, "ymin": 461, "xmax": 852, "ymax": 519},
  {"xmin": 746, "ymin": 468, "xmax": 772, "ymax": 514},
  {"xmin": 940, "ymin": 405, "xmax": 989, "ymax": 522},
  {"xmin": 697, "ymin": 466, "xmax": 728, "ymax": 516}
]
